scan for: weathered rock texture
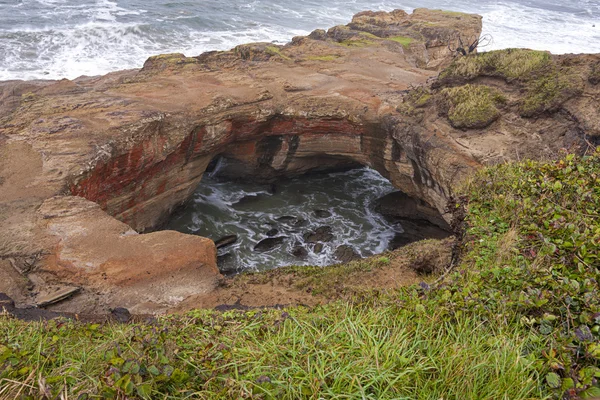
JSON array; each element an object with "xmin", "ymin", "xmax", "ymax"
[{"xmin": 0, "ymin": 9, "xmax": 597, "ymax": 313}]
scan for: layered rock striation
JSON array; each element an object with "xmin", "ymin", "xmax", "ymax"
[{"xmin": 0, "ymin": 8, "xmax": 597, "ymax": 313}]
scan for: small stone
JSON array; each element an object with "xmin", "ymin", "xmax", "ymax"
[
  {"xmin": 110, "ymin": 307, "xmax": 131, "ymax": 323},
  {"xmin": 314, "ymin": 209, "xmax": 332, "ymax": 218},
  {"xmin": 313, "ymin": 243, "xmax": 324, "ymax": 253},
  {"xmin": 217, "ymin": 253, "xmax": 238, "ymax": 276},
  {"xmin": 254, "ymin": 237, "xmax": 287, "ymax": 252},
  {"xmin": 291, "ymin": 245, "xmax": 308, "ymax": 259},
  {"xmin": 214, "ymin": 235, "xmax": 237, "ymax": 249},
  {"xmin": 304, "ymin": 226, "xmax": 334, "ymax": 243},
  {"xmin": 266, "ymin": 228, "xmax": 279, "ymax": 237},
  {"xmin": 334, "ymin": 245, "xmax": 361, "ymax": 263}
]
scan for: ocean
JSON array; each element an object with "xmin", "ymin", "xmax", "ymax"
[{"xmin": 0, "ymin": 0, "xmax": 598, "ymax": 81}]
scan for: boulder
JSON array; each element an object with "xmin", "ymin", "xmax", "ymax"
[
  {"xmin": 334, "ymin": 245, "xmax": 362, "ymax": 263},
  {"xmin": 304, "ymin": 226, "xmax": 334, "ymax": 243}
]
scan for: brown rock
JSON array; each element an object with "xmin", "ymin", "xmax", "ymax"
[{"xmin": 36, "ymin": 196, "xmax": 219, "ymax": 313}]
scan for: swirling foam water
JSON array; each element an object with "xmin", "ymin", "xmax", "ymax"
[
  {"xmin": 0, "ymin": 0, "xmax": 598, "ymax": 81},
  {"xmin": 166, "ymin": 168, "xmax": 400, "ymax": 272}
]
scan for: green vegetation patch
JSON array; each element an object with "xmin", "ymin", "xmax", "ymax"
[
  {"xmin": 520, "ymin": 71, "xmax": 583, "ymax": 117},
  {"xmin": 440, "ymin": 48, "xmax": 552, "ymax": 82},
  {"xmin": 388, "ymin": 36, "xmax": 414, "ymax": 48},
  {"xmin": 337, "ymin": 38, "xmax": 376, "ymax": 48},
  {"xmin": 265, "ymin": 45, "xmax": 291, "ymax": 61},
  {"xmin": 439, "ymin": 84, "xmax": 506, "ymax": 129},
  {"xmin": 2, "ymin": 150, "xmax": 600, "ymax": 399},
  {"xmin": 305, "ymin": 55, "xmax": 341, "ymax": 62},
  {"xmin": 438, "ymin": 49, "xmax": 584, "ymax": 117},
  {"xmin": 0, "ymin": 298, "xmax": 541, "ymax": 399},
  {"xmin": 458, "ymin": 149, "xmax": 600, "ymax": 398}
]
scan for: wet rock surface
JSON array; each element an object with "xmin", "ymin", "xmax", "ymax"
[
  {"xmin": 214, "ymin": 235, "xmax": 238, "ymax": 249},
  {"xmin": 291, "ymin": 245, "xmax": 309, "ymax": 260},
  {"xmin": 254, "ymin": 236, "xmax": 288, "ymax": 252},
  {"xmin": 314, "ymin": 209, "xmax": 332, "ymax": 218},
  {"xmin": 334, "ymin": 245, "xmax": 361, "ymax": 263},
  {"xmin": 304, "ymin": 226, "xmax": 334, "ymax": 243}
]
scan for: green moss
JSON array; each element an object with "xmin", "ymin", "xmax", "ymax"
[
  {"xmin": 359, "ymin": 31, "xmax": 379, "ymax": 39},
  {"xmin": 520, "ymin": 72, "xmax": 583, "ymax": 117},
  {"xmin": 440, "ymin": 10, "xmax": 468, "ymax": 17},
  {"xmin": 337, "ymin": 38, "xmax": 375, "ymax": 48},
  {"xmin": 440, "ymin": 84, "xmax": 506, "ymax": 129},
  {"xmin": 439, "ymin": 49, "xmax": 584, "ymax": 117},
  {"xmin": 20, "ymin": 92, "xmax": 38, "ymax": 102},
  {"xmin": 305, "ymin": 55, "xmax": 340, "ymax": 62},
  {"xmin": 265, "ymin": 45, "xmax": 291, "ymax": 60},
  {"xmin": 388, "ymin": 36, "xmax": 414, "ymax": 48}
]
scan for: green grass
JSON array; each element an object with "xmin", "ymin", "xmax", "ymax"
[
  {"xmin": 3, "ymin": 150, "xmax": 600, "ymax": 399},
  {"xmin": 0, "ymin": 301, "xmax": 543, "ymax": 399},
  {"xmin": 437, "ymin": 49, "xmax": 584, "ymax": 117},
  {"xmin": 388, "ymin": 36, "xmax": 414, "ymax": 48},
  {"xmin": 520, "ymin": 72, "xmax": 583, "ymax": 117},
  {"xmin": 440, "ymin": 84, "xmax": 506, "ymax": 129},
  {"xmin": 439, "ymin": 49, "xmax": 552, "ymax": 82}
]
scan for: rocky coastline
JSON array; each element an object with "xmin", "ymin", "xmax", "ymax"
[{"xmin": 1, "ymin": 8, "xmax": 598, "ymax": 315}]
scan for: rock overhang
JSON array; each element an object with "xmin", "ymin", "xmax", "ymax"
[{"xmin": 1, "ymin": 8, "xmax": 597, "ymax": 314}]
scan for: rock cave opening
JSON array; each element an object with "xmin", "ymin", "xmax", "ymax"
[{"xmin": 165, "ymin": 156, "xmax": 451, "ymax": 276}]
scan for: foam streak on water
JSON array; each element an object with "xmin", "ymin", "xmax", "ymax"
[
  {"xmin": 166, "ymin": 168, "xmax": 399, "ymax": 273},
  {"xmin": 0, "ymin": 0, "xmax": 598, "ymax": 81}
]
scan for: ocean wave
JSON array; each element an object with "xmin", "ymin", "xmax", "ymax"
[{"xmin": 0, "ymin": 0, "xmax": 598, "ymax": 80}]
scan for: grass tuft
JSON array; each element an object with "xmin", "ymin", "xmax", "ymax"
[
  {"xmin": 388, "ymin": 36, "xmax": 414, "ymax": 48},
  {"xmin": 439, "ymin": 84, "xmax": 506, "ymax": 129}
]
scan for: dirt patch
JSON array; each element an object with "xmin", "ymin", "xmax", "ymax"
[{"xmin": 172, "ymin": 238, "xmax": 454, "ymax": 313}]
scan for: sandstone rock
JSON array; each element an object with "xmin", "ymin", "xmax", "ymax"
[
  {"xmin": 374, "ymin": 191, "xmax": 450, "ymax": 229},
  {"xmin": 35, "ymin": 196, "xmax": 220, "ymax": 313},
  {"xmin": 0, "ymin": 8, "xmax": 595, "ymax": 314}
]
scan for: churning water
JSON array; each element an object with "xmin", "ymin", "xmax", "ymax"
[{"xmin": 166, "ymin": 167, "xmax": 401, "ymax": 273}]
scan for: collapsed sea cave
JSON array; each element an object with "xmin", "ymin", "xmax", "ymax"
[{"xmin": 165, "ymin": 156, "xmax": 451, "ymax": 276}]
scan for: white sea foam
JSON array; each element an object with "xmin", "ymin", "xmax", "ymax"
[{"xmin": 0, "ymin": 1, "xmax": 598, "ymax": 80}]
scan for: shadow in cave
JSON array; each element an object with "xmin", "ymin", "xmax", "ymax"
[{"xmin": 164, "ymin": 154, "xmax": 451, "ymax": 276}]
